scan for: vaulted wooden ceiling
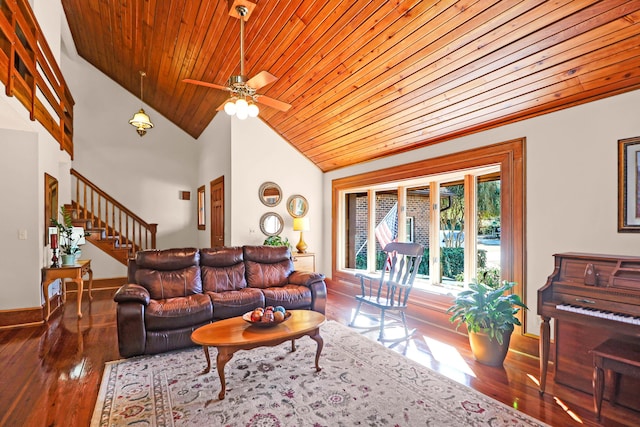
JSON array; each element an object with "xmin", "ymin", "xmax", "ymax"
[{"xmin": 61, "ymin": 0, "xmax": 640, "ymax": 172}]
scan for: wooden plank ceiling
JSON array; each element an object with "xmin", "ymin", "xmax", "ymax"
[{"xmin": 61, "ymin": 0, "xmax": 640, "ymax": 172}]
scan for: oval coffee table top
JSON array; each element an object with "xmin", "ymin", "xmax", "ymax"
[{"xmin": 191, "ymin": 310, "xmax": 326, "ymax": 347}]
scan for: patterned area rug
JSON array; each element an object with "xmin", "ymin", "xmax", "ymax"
[{"xmin": 92, "ymin": 321, "xmax": 548, "ymax": 426}]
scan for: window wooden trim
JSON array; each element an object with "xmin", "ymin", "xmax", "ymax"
[{"xmin": 331, "ymin": 138, "xmax": 526, "ymax": 330}]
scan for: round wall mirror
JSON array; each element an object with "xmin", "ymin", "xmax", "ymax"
[
  {"xmin": 258, "ymin": 182, "xmax": 282, "ymax": 207},
  {"xmin": 259, "ymin": 212, "xmax": 284, "ymax": 236},
  {"xmin": 286, "ymin": 194, "xmax": 309, "ymax": 218}
]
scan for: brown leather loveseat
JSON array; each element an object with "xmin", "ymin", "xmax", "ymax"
[{"xmin": 113, "ymin": 245, "xmax": 326, "ymax": 357}]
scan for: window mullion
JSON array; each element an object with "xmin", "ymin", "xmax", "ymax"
[
  {"xmin": 429, "ymin": 181, "xmax": 441, "ymax": 284},
  {"xmin": 463, "ymin": 174, "xmax": 477, "ymax": 284},
  {"xmin": 367, "ymin": 190, "xmax": 376, "ymax": 272},
  {"xmin": 397, "ymin": 186, "xmax": 407, "ymax": 242}
]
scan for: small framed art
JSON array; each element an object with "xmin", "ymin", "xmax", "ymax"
[
  {"xmin": 618, "ymin": 136, "xmax": 640, "ymax": 232},
  {"xmin": 197, "ymin": 185, "xmax": 206, "ymax": 230}
]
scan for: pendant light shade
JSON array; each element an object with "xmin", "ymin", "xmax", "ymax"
[{"xmin": 129, "ymin": 71, "xmax": 154, "ymax": 136}]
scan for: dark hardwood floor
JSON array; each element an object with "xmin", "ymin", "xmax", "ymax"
[{"xmin": 0, "ymin": 288, "xmax": 637, "ymax": 426}]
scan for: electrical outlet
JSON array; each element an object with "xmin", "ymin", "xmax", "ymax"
[{"xmin": 18, "ymin": 229, "xmax": 27, "ymax": 240}]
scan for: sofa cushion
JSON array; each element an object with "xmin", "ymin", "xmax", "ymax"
[
  {"xmin": 145, "ymin": 293, "xmax": 212, "ymax": 331},
  {"xmin": 207, "ymin": 288, "xmax": 265, "ymax": 319},
  {"xmin": 134, "ymin": 248, "xmax": 201, "ymax": 299},
  {"xmin": 200, "ymin": 246, "xmax": 243, "ymax": 267},
  {"xmin": 244, "ymin": 245, "xmax": 293, "ymax": 289},
  {"xmin": 136, "ymin": 247, "xmax": 199, "ymax": 270},
  {"xmin": 262, "ymin": 284, "xmax": 312, "ymax": 309},
  {"xmin": 135, "ymin": 266, "xmax": 202, "ymax": 300},
  {"xmin": 200, "ymin": 247, "xmax": 247, "ymax": 291}
]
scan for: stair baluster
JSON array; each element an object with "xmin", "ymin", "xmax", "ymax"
[{"xmin": 70, "ymin": 169, "xmax": 157, "ymax": 264}]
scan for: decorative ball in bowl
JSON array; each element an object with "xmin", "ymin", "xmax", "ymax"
[{"xmin": 243, "ymin": 306, "xmax": 291, "ymax": 327}]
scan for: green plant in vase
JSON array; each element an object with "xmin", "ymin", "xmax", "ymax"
[
  {"xmin": 263, "ymin": 235, "xmax": 291, "ymax": 249},
  {"xmin": 447, "ymin": 280, "xmax": 528, "ymax": 366},
  {"xmin": 51, "ymin": 207, "xmax": 86, "ymax": 264}
]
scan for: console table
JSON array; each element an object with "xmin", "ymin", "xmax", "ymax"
[{"xmin": 42, "ymin": 259, "xmax": 93, "ymax": 320}]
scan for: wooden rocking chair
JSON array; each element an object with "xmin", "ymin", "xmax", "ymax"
[{"xmin": 349, "ymin": 242, "xmax": 424, "ymax": 343}]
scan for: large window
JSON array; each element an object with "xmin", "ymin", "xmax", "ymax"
[
  {"xmin": 333, "ymin": 140, "xmax": 523, "ymax": 300},
  {"xmin": 339, "ymin": 169, "xmax": 499, "ymax": 291}
]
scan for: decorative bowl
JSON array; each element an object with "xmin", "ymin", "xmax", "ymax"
[{"xmin": 242, "ymin": 310, "xmax": 291, "ymax": 327}]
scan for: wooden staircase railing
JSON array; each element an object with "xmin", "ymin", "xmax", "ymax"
[
  {"xmin": 0, "ymin": 0, "xmax": 75, "ymax": 156},
  {"xmin": 70, "ymin": 169, "xmax": 157, "ymax": 264}
]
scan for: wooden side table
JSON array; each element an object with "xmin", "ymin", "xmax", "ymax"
[
  {"xmin": 591, "ymin": 338, "xmax": 640, "ymax": 420},
  {"xmin": 292, "ymin": 252, "xmax": 315, "ymax": 271},
  {"xmin": 42, "ymin": 259, "xmax": 93, "ymax": 320}
]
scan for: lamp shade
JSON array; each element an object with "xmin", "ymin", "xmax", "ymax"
[
  {"xmin": 129, "ymin": 108, "xmax": 154, "ymax": 136},
  {"xmin": 293, "ymin": 217, "xmax": 310, "ymax": 231}
]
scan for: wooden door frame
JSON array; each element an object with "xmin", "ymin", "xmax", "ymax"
[{"xmin": 210, "ymin": 176, "xmax": 225, "ymax": 247}]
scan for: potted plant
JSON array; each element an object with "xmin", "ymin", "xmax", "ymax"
[
  {"xmin": 447, "ymin": 280, "xmax": 528, "ymax": 366},
  {"xmin": 263, "ymin": 235, "xmax": 291, "ymax": 248},
  {"xmin": 51, "ymin": 207, "xmax": 84, "ymax": 265}
]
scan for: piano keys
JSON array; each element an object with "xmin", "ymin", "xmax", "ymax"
[
  {"xmin": 538, "ymin": 252, "xmax": 640, "ymax": 412},
  {"xmin": 555, "ymin": 304, "xmax": 640, "ymax": 325}
]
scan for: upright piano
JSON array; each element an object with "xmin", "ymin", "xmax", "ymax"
[{"xmin": 538, "ymin": 253, "xmax": 640, "ymax": 411}]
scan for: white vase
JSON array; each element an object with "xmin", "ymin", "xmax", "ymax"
[{"xmin": 61, "ymin": 254, "xmax": 76, "ymax": 266}]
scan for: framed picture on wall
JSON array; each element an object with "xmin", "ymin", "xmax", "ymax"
[
  {"xmin": 44, "ymin": 173, "xmax": 58, "ymax": 244},
  {"xmin": 618, "ymin": 136, "xmax": 640, "ymax": 232},
  {"xmin": 197, "ymin": 185, "xmax": 206, "ymax": 230}
]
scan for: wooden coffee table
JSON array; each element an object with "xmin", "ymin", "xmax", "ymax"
[{"xmin": 191, "ymin": 309, "xmax": 326, "ymax": 400}]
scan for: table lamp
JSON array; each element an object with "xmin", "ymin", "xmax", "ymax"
[{"xmin": 293, "ymin": 217, "xmax": 310, "ymax": 253}]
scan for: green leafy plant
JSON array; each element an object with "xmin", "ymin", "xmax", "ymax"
[
  {"xmin": 263, "ymin": 235, "xmax": 291, "ymax": 248},
  {"xmin": 446, "ymin": 280, "xmax": 528, "ymax": 344},
  {"xmin": 51, "ymin": 207, "xmax": 85, "ymax": 255}
]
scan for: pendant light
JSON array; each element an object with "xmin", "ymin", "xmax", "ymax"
[{"xmin": 129, "ymin": 71, "xmax": 154, "ymax": 136}]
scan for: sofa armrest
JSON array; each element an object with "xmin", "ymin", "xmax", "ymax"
[
  {"xmin": 116, "ymin": 301, "xmax": 147, "ymax": 357},
  {"xmin": 113, "ymin": 284, "xmax": 149, "ymax": 357},
  {"xmin": 289, "ymin": 271, "xmax": 326, "ymax": 314},
  {"xmin": 289, "ymin": 271, "xmax": 325, "ymax": 287},
  {"xmin": 114, "ymin": 283, "xmax": 151, "ymax": 305}
]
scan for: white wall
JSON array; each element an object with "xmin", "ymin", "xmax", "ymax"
[
  {"xmin": 33, "ymin": 0, "xmax": 61, "ymax": 63},
  {"xmin": 61, "ymin": 48, "xmax": 201, "ymax": 279},
  {"xmin": 196, "ymin": 113, "xmax": 323, "ymax": 252},
  {"xmin": 325, "ymin": 89, "xmax": 640, "ymax": 335},
  {"xmin": 195, "ymin": 113, "xmax": 232, "ymax": 248},
  {"xmin": 230, "ymin": 117, "xmax": 323, "ymax": 252},
  {"xmin": 0, "ymin": 130, "xmax": 40, "ymax": 309}
]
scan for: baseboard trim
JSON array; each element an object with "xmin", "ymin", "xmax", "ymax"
[{"xmin": 0, "ymin": 277, "xmax": 126, "ymax": 328}]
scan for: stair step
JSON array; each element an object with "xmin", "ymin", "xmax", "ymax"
[
  {"xmin": 71, "ymin": 219, "xmax": 93, "ymax": 229},
  {"xmin": 69, "ymin": 195, "xmax": 153, "ymax": 266}
]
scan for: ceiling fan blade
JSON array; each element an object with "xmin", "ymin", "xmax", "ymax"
[
  {"xmin": 246, "ymin": 71, "xmax": 278, "ymax": 90},
  {"xmin": 254, "ymin": 94, "xmax": 292, "ymax": 112},
  {"xmin": 183, "ymin": 78, "xmax": 231, "ymax": 91}
]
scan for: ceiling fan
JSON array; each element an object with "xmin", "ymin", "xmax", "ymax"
[{"xmin": 183, "ymin": 1, "xmax": 291, "ymax": 119}]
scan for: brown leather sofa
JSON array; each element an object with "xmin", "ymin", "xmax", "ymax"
[{"xmin": 113, "ymin": 245, "xmax": 327, "ymax": 357}]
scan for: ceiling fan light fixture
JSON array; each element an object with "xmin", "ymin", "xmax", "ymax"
[
  {"xmin": 235, "ymin": 98, "xmax": 249, "ymax": 115},
  {"xmin": 224, "ymin": 98, "xmax": 238, "ymax": 115},
  {"xmin": 247, "ymin": 102, "xmax": 259, "ymax": 117},
  {"xmin": 183, "ymin": 1, "xmax": 291, "ymax": 117},
  {"xmin": 129, "ymin": 71, "xmax": 153, "ymax": 137}
]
